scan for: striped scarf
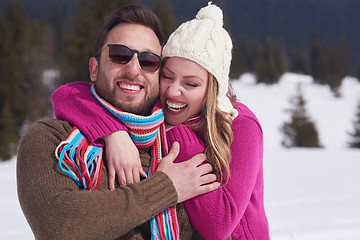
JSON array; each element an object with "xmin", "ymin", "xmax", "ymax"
[
  {"xmin": 55, "ymin": 127, "xmax": 103, "ymax": 190},
  {"xmin": 55, "ymin": 84, "xmax": 179, "ymax": 240}
]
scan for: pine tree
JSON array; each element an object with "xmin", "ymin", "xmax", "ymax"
[
  {"xmin": 310, "ymin": 30, "xmax": 320, "ymax": 80},
  {"xmin": 50, "ymin": 3, "xmax": 64, "ymax": 64},
  {"xmin": 21, "ymin": 21, "xmax": 56, "ymax": 121},
  {"xmin": 255, "ymin": 37, "xmax": 289, "ymax": 84},
  {"xmin": 230, "ymin": 35, "xmax": 257, "ymax": 79},
  {"xmin": 316, "ymin": 44, "xmax": 348, "ymax": 96},
  {"xmin": 348, "ymin": 100, "xmax": 360, "ymax": 148},
  {"xmin": 310, "ymin": 31, "xmax": 349, "ymax": 96},
  {"xmin": 291, "ymin": 48, "xmax": 311, "ymax": 74},
  {"xmin": 0, "ymin": 101, "xmax": 19, "ymax": 160},
  {"xmin": 0, "ymin": 2, "xmax": 27, "ymax": 160},
  {"xmin": 0, "ymin": 1, "xmax": 54, "ymax": 160},
  {"xmin": 60, "ymin": 0, "xmax": 135, "ymax": 84},
  {"xmin": 153, "ymin": 0, "xmax": 177, "ymax": 39},
  {"xmin": 281, "ymin": 84, "xmax": 322, "ymax": 148}
]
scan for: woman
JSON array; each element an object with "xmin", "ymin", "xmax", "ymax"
[{"xmin": 53, "ymin": 3, "xmax": 270, "ymax": 239}]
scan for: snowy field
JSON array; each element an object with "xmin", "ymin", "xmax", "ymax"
[{"xmin": 1, "ymin": 73, "xmax": 360, "ymax": 239}]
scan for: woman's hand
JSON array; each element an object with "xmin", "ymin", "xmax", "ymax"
[{"xmin": 103, "ymin": 131, "xmax": 146, "ymax": 190}]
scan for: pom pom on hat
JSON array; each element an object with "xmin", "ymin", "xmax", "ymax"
[
  {"xmin": 196, "ymin": 2, "xmax": 223, "ymax": 25},
  {"xmin": 163, "ymin": 2, "xmax": 238, "ymax": 118}
]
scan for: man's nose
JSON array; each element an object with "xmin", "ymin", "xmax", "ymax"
[{"xmin": 124, "ymin": 53, "xmax": 141, "ymax": 78}]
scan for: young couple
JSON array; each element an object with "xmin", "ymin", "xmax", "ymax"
[{"xmin": 18, "ymin": 3, "xmax": 269, "ymax": 240}]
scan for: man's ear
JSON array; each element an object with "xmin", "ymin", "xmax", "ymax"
[{"xmin": 89, "ymin": 57, "xmax": 98, "ymax": 82}]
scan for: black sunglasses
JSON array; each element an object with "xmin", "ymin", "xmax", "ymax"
[{"xmin": 104, "ymin": 44, "xmax": 162, "ymax": 72}]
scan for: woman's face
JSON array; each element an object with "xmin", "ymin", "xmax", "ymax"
[{"xmin": 160, "ymin": 57, "xmax": 208, "ymax": 126}]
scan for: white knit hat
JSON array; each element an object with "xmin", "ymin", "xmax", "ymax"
[{"xmin": 163, "ymin": 2, "xmax": 238, "ymax": 118}]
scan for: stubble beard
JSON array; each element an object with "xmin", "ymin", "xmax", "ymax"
[{"xmin": 95, "ymin": 69, "xmax": 159, "ymax": 116}]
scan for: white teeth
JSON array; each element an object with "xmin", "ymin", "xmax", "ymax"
[
  {"xmin": 167, "ymin": 101, "xmax": 187, "ymax": 112},
  {"xmin": 120, "ymin": 84, "xmax": 141, "ymax": 91}
]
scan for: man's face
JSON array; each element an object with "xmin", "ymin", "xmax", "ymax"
[{"xmin": 90, "ymin": 23, "xmax": 161, "ymax": 115}]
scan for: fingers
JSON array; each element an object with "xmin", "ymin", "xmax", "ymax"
[
  {"xmin": 124, "ymin": 168, "xmax": 134, "ymax": 185},
  {"xmin": 187, "ymin": 153, "xmax": 207, "ymax": 167},
  {"xmin": 166, "ymin": 142, "xmax": 180, "ymax": 161},
  {"xmin": 134, "ymin": 161, "xmax": 147, "ymax": 182},
  {"xmin": 118, "ymin": 169, "xmax": 127, "ymax": 186},
  {"xmin": 132, "ymin": 168, "xmax": 147, "ymax": 183},
  {"xmin": 157, "ymin": 142, "xmax": 180, "ymax": 173},
  {"xmin": 197, "ymin": 162, "xmax": 214, "ymax": 177},
  {"xmin": 121, "ymin": 168, "xmax": 140, "ymax": 185},
  {"xmin": 114, "ymin": 163, "xmax": 145, "ymax": 187},
  {"xmin": 198, "ymin": 181, "xmax": 221, "ymax": 195},
  {"xmin": 133, "ymin": 169, "xmax": 140, "ymax": 183},
  {"xmin": 198, "ymin": 172, "xmax": 217, "ymax": 186},
  {"xmin": 140, "ymin": 169, "xmax": 147, "ymax": 178},
  {"xmin": 108, "ymin": 169, "xmax": 116, "ymax": 191}
]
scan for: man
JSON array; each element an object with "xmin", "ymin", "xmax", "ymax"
[{"xmin": 17, "ymin": 4, "xmax": 218, "ymax": 239}]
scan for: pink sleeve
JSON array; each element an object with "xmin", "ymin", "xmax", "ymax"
[
  {"xmin": 166, "ymin": 125, "xmax": 206, "ymax": 163},
  {"xmin": 167, "ymin": 108, "xmax": 264, "ymax": 239},
  {"xmin": 51, "ymin": 82, "xmax": 128, "ymax": 146}
]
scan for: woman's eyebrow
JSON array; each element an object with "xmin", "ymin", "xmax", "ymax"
[
  {"xmin": 162, "ymin": 66, "xmax": 174, "ymax": 74},
  {"xmin": 183, "ymin": 75, "xmax": 205, "ymax": 83}
]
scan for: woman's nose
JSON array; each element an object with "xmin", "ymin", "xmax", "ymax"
[{"xmin": 167, "ymin": 83, "xmax": 181, "ymax": 97}]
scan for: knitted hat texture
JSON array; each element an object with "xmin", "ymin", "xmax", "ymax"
[{"xmin": 163, "ymin": 2, "xmax": 238, "ymax": 118}]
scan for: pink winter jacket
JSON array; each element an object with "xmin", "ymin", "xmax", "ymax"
[{"xmin": 52, "ymin": 82, "xmax": 270, "ymax": 240}]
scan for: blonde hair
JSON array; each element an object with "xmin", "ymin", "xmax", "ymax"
[{"xmin": 201, "ymin": 73, "xmax": 236, "ymax": 185}]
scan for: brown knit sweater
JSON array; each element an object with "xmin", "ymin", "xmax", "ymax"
[{"xmin": 17, "ymin": 119, "xmax": 203, "ymax": 240}]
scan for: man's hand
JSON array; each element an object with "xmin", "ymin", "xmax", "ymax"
[{"xmin": 156, "ymin": 142, "xmax": 220, "ymax": 203}]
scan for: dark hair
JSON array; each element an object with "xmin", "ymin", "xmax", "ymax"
[{"xmin": 94, "ymin": 4, "xmax": 166, "ymax": 61}]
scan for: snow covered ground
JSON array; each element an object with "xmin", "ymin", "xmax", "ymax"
[{"xmin": 1, "ymin": 73, "xmax": 360, "ymax": 239}]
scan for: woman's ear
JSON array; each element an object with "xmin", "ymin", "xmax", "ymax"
[{"xmin": 89, "ymin": 57, "xmax": 99, "ymax": 82}]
